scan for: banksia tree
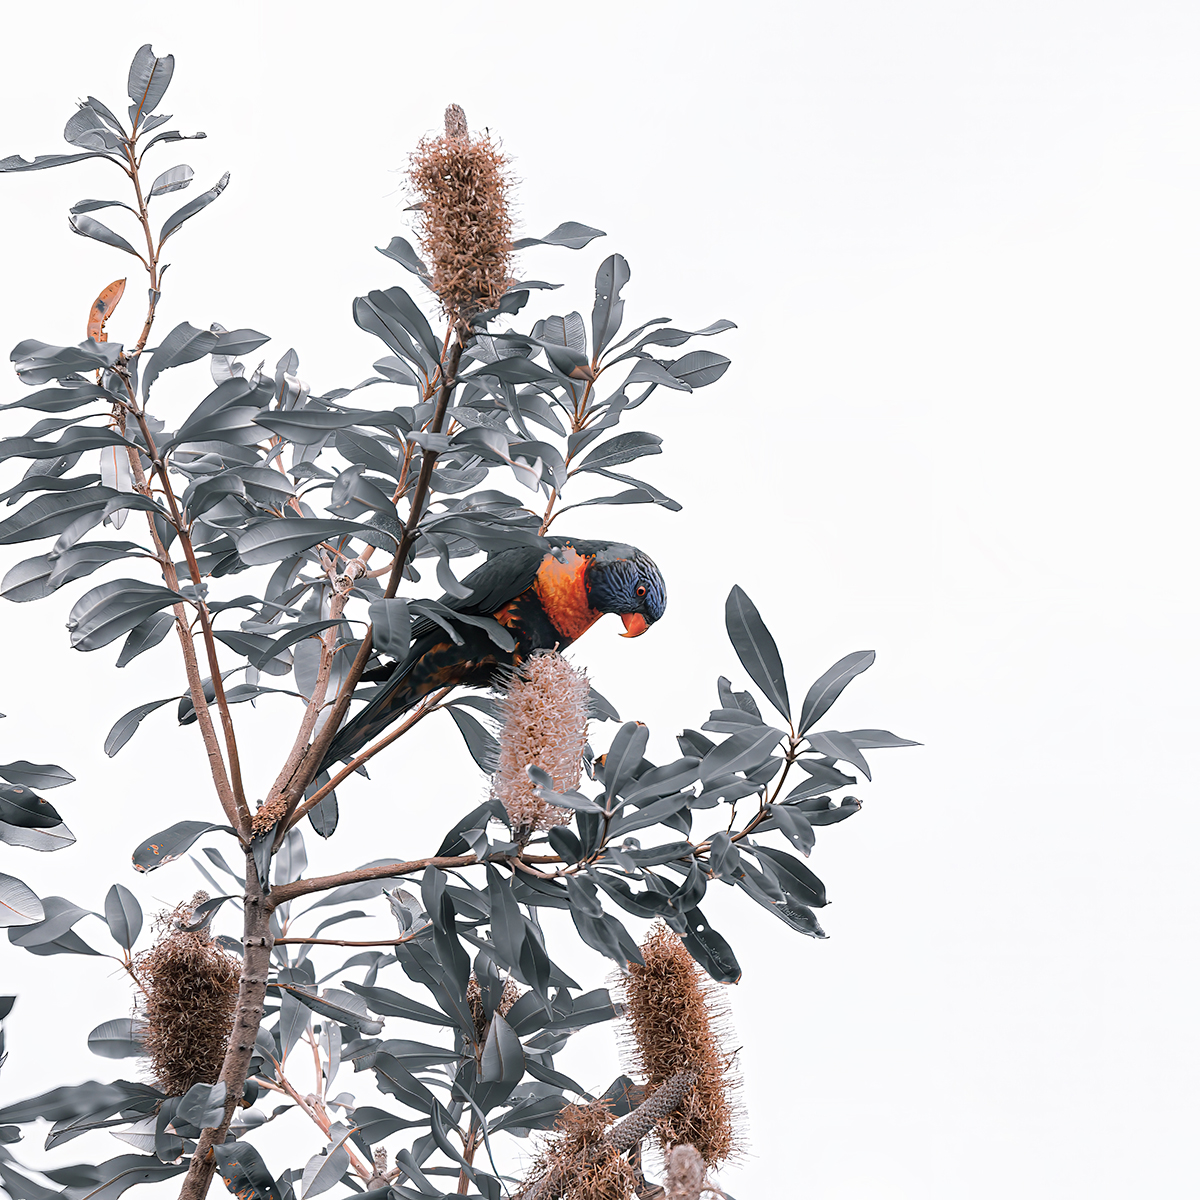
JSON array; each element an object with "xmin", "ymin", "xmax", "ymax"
[{"xmin": 0, "ymin": 41, "xmax": 916, "ymax": 1200}]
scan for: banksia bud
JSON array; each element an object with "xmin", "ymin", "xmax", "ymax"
[
  {"xmin": 492, "ymin": 651, "xmax": 590, "ymax": 834},
  {"xmin": 408, "ymin": 103, "xmax": 513, "ymax": 317},
  {"xmin": 619, "ymin": 926, "xmax": 740, "ymax": 1166},
  {"xmin": 466, "ymin": 972, "xmax": 522, "ymax": 1043},
  {"xmin": 134, "ymin": 892, "xmax": 239, "ymax": 1097}
]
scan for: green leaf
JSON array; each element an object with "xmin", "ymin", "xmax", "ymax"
[
  {"xmin": 0, "ymin": 760, "xmax": 74, "ymax": 789},
  {"xmin": 576, "ymin": 431, "xmax": 662, "ymax": 472},
  {"xmin": 148, "ymin": 164, "xmax": 192, "ymax": 196},
  {"xmin": 0, "ymin": 873, "xmax": 43, "ymax": 928},
  {"xmin": 103, "ymin": 883, "xmax": 142, "ymax": 949},
  {"xmin": 513, "ymin": 221, "xmax": 605, "ymax": 251},
  {"xmin": 0, "ymin": 487, "xmax": 117, "ymax": 545},
  {"xmin": 159, "ymin": 171, "xmax": 228, "ymax": 244},
  {"xmin": 235, "ymin": 517, "xmax": 388, "ymax": 566},
  {"xmin": 131, "ymin": 820, "xmax": 230, "ymax": 873},
  {"xmin": 68, "ymin": 214, "xmax": 142, "ymax": 259},
  {"xmin": 87, "ymin": 1018, "xmax": 147, "ymax": 1060},
  {"xmin": 669, "ymin": 349, "xmax": 731, "ymax": 388},
  {"xmin": 67, "ymin": 579, "xmax": 183, "ymax": 651},
  {"xmin": 127, "ymin": 44, "xmax": 174, "ymax": 127},
  {"xmin": 341, "ymin": 981, "xmax": 454, "ymax": 1027},
  {"xmin": 724, "ymin": 585, "xmax": 790, "ymax": 721},
  {"xmin": 699, "ymin": 725, "xmax": 784, "ymax": 781},
  {"xmin": 679, "ymin": 908, "xmax": 741, "ymax": 983},
  {"xmin": 480, "ymin": 1012, "xmax": 524, "ymax": 1082},
  {"xmin": 0, "ymin": 152, "xmax": 115, "ymax": 173},
  {"xmin": 591, "ymin": 255, "xmax": 630, "ymax": 356},
  {"xmin": 0, "ymin": 784, "xmax": 60, "ymax": 828},
  {"xmin": 445, "ymin": 706, "xmax": 499, "ymax": 773},
  {"xmin": 211, "ymin": 1142, "xmax": 281, "ymax": 1200},
  {"xmin": 104, "ymin": 696, "xmax": 175, "ymax": 756},
  {"xmin": 799, "ymin": 651, "xmax": 876, "ymax": 733}
]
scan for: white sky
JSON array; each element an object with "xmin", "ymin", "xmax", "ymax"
[{"xmin": 0, "ymin": 3, "xmax": 1196, "ymax": 1198}]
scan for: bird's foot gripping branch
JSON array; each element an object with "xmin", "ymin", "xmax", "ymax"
[{"xmin": 0, "ymin": 43, "xmax": 916, "ymax": 1200}]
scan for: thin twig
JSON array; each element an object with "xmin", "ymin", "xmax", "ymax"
[
  {"xmin": 267, "ymin": 854, "xmax": 476, "ymax": 910},
  {"xmin": 282, "ymin": 687, "xmax": 452, "ymax": 833}
]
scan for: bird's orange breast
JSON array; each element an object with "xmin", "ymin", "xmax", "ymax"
[{"xmin": 534, "ymin": 547, "xmax": 601, "ymax": 641}]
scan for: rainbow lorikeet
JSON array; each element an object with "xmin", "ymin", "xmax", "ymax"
[{"xmin": 320, "ymin": 537, "xmax": 666, "ymax": 771}]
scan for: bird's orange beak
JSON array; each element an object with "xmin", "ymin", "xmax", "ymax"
[{"xmin": 620, "ymin": 612, "xmax": 650, "ymax": 638}]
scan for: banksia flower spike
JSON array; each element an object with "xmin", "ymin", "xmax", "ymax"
[
  {"xmin": 492, "ymin": 650, "xmax": 591, "ymax": 834},
  {"xmin": 134, "ymin": 891, "xmax": 239, "ymax": 1097},
  {"xmin": 408, "ymin": 103, "xmax": 514, "ymax": 318},
  {"xmin": 517, "ymin": 1101, "xmax": 638, "ymax": 1200},
  {"xmin": 619, "ymin": 926, "xmax": 741, "ymax": 1168}
]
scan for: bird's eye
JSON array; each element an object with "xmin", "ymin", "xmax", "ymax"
[{"xmin": 636, "ymin": 585, "xmax": 647, "ymax": 598}]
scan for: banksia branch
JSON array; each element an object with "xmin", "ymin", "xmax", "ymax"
[
  {"xmin": 492, "ymin": 651, "xmax": 591, "ymax": 833},
  {"xmin": 133, "ymin": 891, "xmax": 239, "ymax": 1098},
  {"xmin": 619, "ymin": 926, "xmax": 741, "ymax": 1167},
  {"xmin": 408, "ymin": 102, "xmax": 514, "ymax": 317}
]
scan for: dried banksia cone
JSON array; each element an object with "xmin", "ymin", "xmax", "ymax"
[
  {"xmin": 492, "ymin": 651, "xmax": 590, "ymax": 833},
  {"xmin": 134, "ymin": 891, "xmax": 239, "ymax": 1097},
  {"xmin": 408, "ymin": 103, "xmax": 513, "ymax": 317},
  {"xmin": 518, "ymin": 1101, "xmax": 637, "ymax": 1200},
  {"xmin": 619, "ymin": 926, "xmax": 740, "ymax": 1166}
]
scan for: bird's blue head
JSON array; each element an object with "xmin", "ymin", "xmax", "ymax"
[{"xmin": 583, "ymin": 544, "xmax": 667, "ymax": 637}]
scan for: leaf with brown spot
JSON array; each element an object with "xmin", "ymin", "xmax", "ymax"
[{"xmin": 87, "ymin": 279, "xmax": 126, "ymax": 343}]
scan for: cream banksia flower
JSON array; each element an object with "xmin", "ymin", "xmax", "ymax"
[
  {"xmin": 408, "ymin": 103, "xmax": 514, "ymax": 318},
  {"xmin": 134, "ymin": 891, "xmax": 239, "ymax": 1097},
  {"xmin": 619, "ymin": 925, "xmax": 741, "ymax": 1168},
  {"xmin": 492, "ymin": 651, "xmax": 591, "ymax": 833}
]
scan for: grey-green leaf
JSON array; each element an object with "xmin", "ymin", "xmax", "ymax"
[
  {"xmin": 132, "ymin": 820, "xmax": 229, "ymax": 873},
  {"xmin": 67, "ymin": 579, "xmax": 183, "ymax": 651},
  {"xmin": 87, "ymin": 1018, "xmax": 147, "ymax": 1060},
  {"xmin": 799, "ymin": 651, "xmax": 876, "ymax": 733},
  {"xmin": 104, "ymin": 696, "xmax": 176, "ymax": 756},
  {"xmin": 724, "ymin": 585, "xmax": 790, "ymax": 721},
  {"xmin": 103, "ymin": 883, "xmax": 142, "ymax": 949},
  {"xmin": 0, "ymin": 873, "xmax": 44, "ymax": 928}
]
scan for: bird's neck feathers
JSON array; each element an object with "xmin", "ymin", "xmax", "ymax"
[{"xmin": 533, "ymin": 545, "xmax": 602, "ymax": 641}]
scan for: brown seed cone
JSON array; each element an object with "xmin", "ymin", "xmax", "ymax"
[
  {"xmin": 134, "ymin": 892, "xmax": 239, "ymax": 1097},
  {"xmin": 618, "ymin": 926, "xmax": 741, "ymax": 1166},
  {"xmin": 408, "ymin": 106, "xmax": 513, "ymax": 318}
]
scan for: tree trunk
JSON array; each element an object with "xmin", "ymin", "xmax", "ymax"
[{"xmin": 178, "ymin": 849, "xmax": 274, "ymax": 1200}]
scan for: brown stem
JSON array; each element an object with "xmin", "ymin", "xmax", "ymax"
[
  {"xmin": 273, "ymin": 931, "xmax": 422, "ymax": 948},
  {"xmin": 262, "ymin": 589, "xmax": 350, "ymax": 838},
  {"xmin": 279, "ymin": 335, "xmax": 465, "ymax": 818},
  {"xmin": 178, "ymin": 849, "xmax": 274, "ymax": 1200},
  {"xmin": 269, "ymin": 854, "xmax": 475, "ymax": 909},
  {"xmin": 270, "ymin": 1052, "xmax": 373, "ymax": 1182},
  {"xmin": 131, "ymin": 406, "xmax": 252, "ymax": 833},
  {"xmin": 456, "ymin": 1121, "xmax": 479, "ymax": 1194},
  {"xmin": 119, "ymin": 436, "xmax": 241, "ymax": 830},
  {"xmin": 282, "ymin": 687, "xmax": 451, "ymax": 833}
]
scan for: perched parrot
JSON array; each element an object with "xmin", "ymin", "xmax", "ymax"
[{"xmin": 320, "ymin": 537, "xmax": 666, "ymax": 771}]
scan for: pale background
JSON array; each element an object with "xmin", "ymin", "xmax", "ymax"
[{"xmin": 0, "ymin": 2, "xmax": 1196, "ymax": 1198}]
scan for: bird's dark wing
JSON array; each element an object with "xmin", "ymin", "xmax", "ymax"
[
  {"xmin": 361, "ymin": 545, "xmax": 547, "ymax": 678},
  {"xmin": 445, "ymin": 545, "xmax": 548, "ymax": 615}
]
